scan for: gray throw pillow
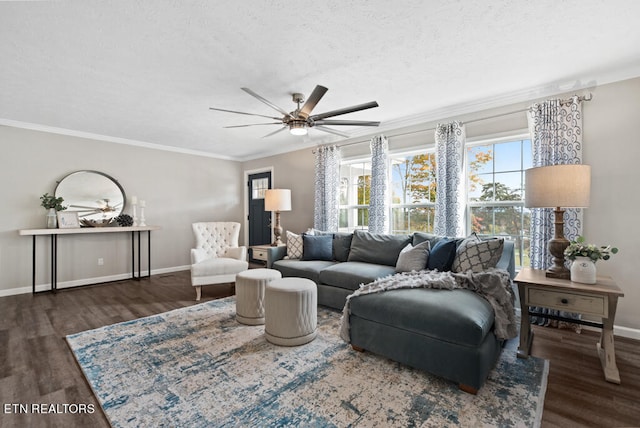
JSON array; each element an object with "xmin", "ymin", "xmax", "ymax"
[
  {"xmin": 301, "ymin": 234, "xmax": 333, "ymax": 261},
  {"xmin": 395, "ymin": 241, "xmax": 431, "ymax": 272},
  {"xmin": 452, "ymin": 234, "xmax": 504, "ymax": 273}
]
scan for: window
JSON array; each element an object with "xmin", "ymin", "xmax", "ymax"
[
  {"xmin": 466, "ymin": 136, "xmax": 532, "ymax": 267},
  {"xmin": 338, "ymin": 161, "xmax": 371, "ymax": 231},
  {"xmin": 390, "ymin": 151, "xmax": 437, "ymax": 234}
]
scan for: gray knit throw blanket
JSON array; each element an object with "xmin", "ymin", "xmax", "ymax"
[{"xmin": 339, "ymin": 268, "xmax": 518, "ymax": 342}]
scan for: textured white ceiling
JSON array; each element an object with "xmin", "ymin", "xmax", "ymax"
[{"xmin": 2, "ymin": 1, "xmax": 640, "ymax": 160}]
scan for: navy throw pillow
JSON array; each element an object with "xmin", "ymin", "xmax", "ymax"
[
  {"xmin": 426, "ymin": 238, "xmax": 457, "ymax": 271},
  {"xmin": 301, "ymin": 234, "xmax": 333, "ymax": 261}
]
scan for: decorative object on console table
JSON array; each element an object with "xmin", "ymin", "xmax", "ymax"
[
  {"xmin": 115, "ymin": 213, "xmax": 134, "ymax": 227},
  {"xmin": 57, "ymin": 211, "xmax": 80, "ymax": 229},
  {"xmin": 131, "ymin": 195, "xmax": 138, "ymax": 226},
  {"xmin": 139, "ymin": 200, "xmax": 146, "ymax": 227},
  {"xmin": 40, "ymin": 193, "xmax": 67, "ymax": 229},
  {"xmin": 264, "ymin": 189, "xmax": 291, "ymax": 246},
  {"xmin": 525, "ymin": 164, "xmax": 591, "ymax": 279},
  {"xmin": 565, "ymin": 235, "xmax": 618, "ymax": 284}
]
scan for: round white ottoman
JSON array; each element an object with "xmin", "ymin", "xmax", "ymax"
[
  {"xmin": 265, "ymin": 277, "xmax": 317, "ymax": 346},
  {"xmin": 235, "ymin": 268, "xmax": 282, "ymax": 325}
]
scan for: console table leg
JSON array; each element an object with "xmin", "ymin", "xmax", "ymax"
[{"xmin": 32, "ymin": 236, "xmax": 36, "ymax": 294}]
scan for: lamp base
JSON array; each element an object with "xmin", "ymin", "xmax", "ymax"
[{"xmin": 545, "ymin": 267, "xmax": 570, "ymax": 279}]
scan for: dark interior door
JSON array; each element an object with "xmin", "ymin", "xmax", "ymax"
[{"xmin": 248, "ymin": 171, "xmax": 272, "ymax": 246}]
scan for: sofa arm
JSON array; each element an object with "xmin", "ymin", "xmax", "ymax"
[
  {"xmin": 265, "ymin": 245, "xmax": 287, "ymax": 268},
  {"xmin": 225, "ymin": 246, "xmax": 247, "ymax": 261},
  {"xmin": 191, "ymin": 248, "xmax": 208, "ymax": 264},
  {"xmin": 496, "ymin": 240, "xmax": 516, "ymax": 279}
]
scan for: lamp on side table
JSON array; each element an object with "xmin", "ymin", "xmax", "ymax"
[
  {"xmin": 265, "ymin": 189, "xmax": 291, "ymax": 247},
  {"xmin": 525, "ymin": 164, "xmax": 591, "ymax": 279}
]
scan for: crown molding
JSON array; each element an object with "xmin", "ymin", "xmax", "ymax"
[{"xmin": 0, "ymin": 119, "xmax": 239, "ymax": 161}]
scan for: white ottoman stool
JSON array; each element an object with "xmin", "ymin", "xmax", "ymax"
[
  {"xmin": 265, "ymin": 277, "xmax": 317, "ymax": 346},
  {"xmin": 235, "ymin": 268, "xmax": 282, "ymax": 325}
]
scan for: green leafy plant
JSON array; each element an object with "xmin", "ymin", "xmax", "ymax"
[
  {"xmin": 40, "ymin": 193, "xmax": 67, "ymax": 211},
  {"xmin": 564, "ymin": 236, "xmax": 618, "ymax": 262}
]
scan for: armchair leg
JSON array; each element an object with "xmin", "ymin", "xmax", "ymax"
[{"xmin": 195, "ymin": 286, "xmax": 202, "ymax": 301}]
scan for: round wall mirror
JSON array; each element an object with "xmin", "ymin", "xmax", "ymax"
[{"xmin": 55, "ymin": 171, "xmax": 126, "ymax": 224}]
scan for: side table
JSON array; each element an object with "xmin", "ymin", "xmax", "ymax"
[{"xmin": 515, "ymin": 267, "xmax": 624, "ymax": 384}]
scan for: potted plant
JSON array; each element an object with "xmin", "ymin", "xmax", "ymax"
[
  {"xmin": 564, "ymin": 236, "xmax": 618, "ymax": 284},
  {"xmin": 40, "ymin": 193, "xmax": 67, "ymax": 228}
]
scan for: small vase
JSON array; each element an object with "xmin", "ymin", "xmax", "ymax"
[
  {"xmin": 570, "ymin": 256, "xmax": 596, "ymax": 284},
  {"xmin": 46, "ymin": 208, "xmax": 57, "ymax": 229}
]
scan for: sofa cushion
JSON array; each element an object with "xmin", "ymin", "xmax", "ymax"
[
  {"xmin": 273, "ymin": 259, "xmax": 338, "ymax": 284},
  {"xmin": 452, "ymin": 234, "xmax": 504, "ymax": 273},
  {"xmin": 319, "ymin": 261, "xmax": 397, "ymax": 291},
  {"xmin": 412, "ymin": 232, "xmax": 442, "ymax": 249},
  {"xmin": 426, "ymin": 238, "xmax": 457, "ymax": 271},
  {"xmin": 349, "ymin": 288, "xmax": 495, "ymax": 347},
  {"xmin": 348, "ymin": 230, "xmax": 411, "ymax": 266},
  {"xmin": 301, "ymin": 234, "xmax": 333, "ymax": 261},
  {"xmin": 395, "ymin": 241, "xmax": 430, "ymax": 272}
]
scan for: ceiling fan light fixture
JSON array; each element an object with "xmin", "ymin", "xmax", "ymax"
[{"xmin": 289, "ymin": 121, "xmax": 307, "ymax": 136}]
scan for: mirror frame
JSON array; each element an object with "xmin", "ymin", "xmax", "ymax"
[{"xmin": 55, "ymin": 170, "xmax": 127, "ymax": 224}]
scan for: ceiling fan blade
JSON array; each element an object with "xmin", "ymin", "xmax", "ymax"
[
  {"xmin": 298, "ymin": 85, "xmax": 328, "ymax": 119},
  {"xmin": 224, "ymin": 122, "xmax": 282, "ymax": 128},
  {"xmin": 313, "ymin": 120, "xmax": 380, "ymax": 126},
  {"xmin": 69, "ymin": 204, "xmax": 100, "ymax": 209},
  {"xmin": 262, "ymin": 126, "xmax": 288, "ymax": 138},
  {"xmin": 209, "ymin": 107, "xmax": 281, "ymax": 120},
  {"xmin": 241, "ymin": 87, "xmax": 295, "ymax": 119},
  {"xmin": 310, "ymin": 101, "xmax": 379, "ymax": 121},
  {"xmin": 313, "ymin": 125, "xmax": 350, "ymax": 138}
]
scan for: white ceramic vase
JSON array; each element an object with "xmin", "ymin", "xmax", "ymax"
[
  {"xmin": 46, "ymin": 208, "xmax": 57, "ymax": 229},
  {"xmin": 570, "ymin": 256, "xmax": 597, "ymax": 284}
]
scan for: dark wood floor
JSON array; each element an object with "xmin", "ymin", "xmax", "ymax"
[{"xmin": 0, "ymin": 271, "xmax": 638, "ymax": 428}]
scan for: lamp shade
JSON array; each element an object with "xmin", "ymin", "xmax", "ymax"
[
  {"xmin": 525, "ymin": 164, "xmax": 591, "ymax": 208},
  {"xmin": 264, "ymin": 189, "xmax": 292, "ymax": 211}
]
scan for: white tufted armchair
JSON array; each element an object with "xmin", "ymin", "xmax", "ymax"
[{"xmin": 190, "ymin": 222, "xmax": 249, "ymax": 301}]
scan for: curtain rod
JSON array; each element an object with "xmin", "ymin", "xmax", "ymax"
[{"xmin": 328, "ymin": 93, "xmax": 593, "ymax": 150}]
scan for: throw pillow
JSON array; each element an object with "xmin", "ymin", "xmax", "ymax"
[
  {"xmin": 285, "ymin": 231, "xmax": 303, "ymax": 259},
  {"xmin": 395, "ymin": 241, "xmax": 431, "ymax": 272},
  {"xmin": 347, "ymin": 230, "xmax": 412, "ymax": 267},
  {"xmin": 452, "ymin": 234, "xmax": 504, "ymax": 273},
  {"xmin": 426, "ymin": 238, "xmax": 457, "ymax": 271},
  {"xmin": 333, "ymin": 232, "xmax": 353, "ymax": 262},
  {"xmin": 301, "ymin": 234, "xmax": 333, "ymax": 261}
]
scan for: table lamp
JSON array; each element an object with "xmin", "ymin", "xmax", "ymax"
[
  {"xmin": 264, "ymin": 189, "xmax": 292, "ymax": 246},
  {"xmin": 525, "ymin": 164, "xmax": 591, "ymax": 279}
]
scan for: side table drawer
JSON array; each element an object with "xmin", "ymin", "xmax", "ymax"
[
  {"xmin": 527, "ymin": 287, "xmax": 607, "ymax": 317},
  {"xmin": 252, "ymin": 248, "xmax": 268, "ymax": 262}
]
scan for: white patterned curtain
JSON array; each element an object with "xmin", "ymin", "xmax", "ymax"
[
  {"xmin": 528, "ymin": 96, "xmax": 584, "ymax": 270},
  {"xmin": 313, "ymin": 145, "xmax": 341, "ymax": 232},
  {"xmin": 527, "ymin": 96, "xmax": 584, "ymax": 329},
  {"xmin": 368, "ymin": 135, "xmax": 388, "ymax": 233},
  {"xmin": 434, "ymin": 121, "xmax": 466, "ymax": 237}
]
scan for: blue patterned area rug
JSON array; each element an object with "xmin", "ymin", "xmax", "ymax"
[{"xmin": 67, "ymin": 297, "xmax": 548, "ymax": 427}]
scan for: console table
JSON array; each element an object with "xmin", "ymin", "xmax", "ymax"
[
  {"xmin": 515, "ymin": 267, "xmax": 624, "ymax": 384},
  {"xmin": 18, "ymin": 225, "xmax": 161, "ymax": 294}
]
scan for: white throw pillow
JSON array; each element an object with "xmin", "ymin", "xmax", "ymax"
[
  {"xmin": 285, "ymin": 231, "xmax": 303, "ymax": 259},
  {"xmin": 395, "ymin": 241, "xmax": 430, "ymax": 272},
  {"xmin": 452, "ymin": 234, "xmax": 504, "ymax": 273}
]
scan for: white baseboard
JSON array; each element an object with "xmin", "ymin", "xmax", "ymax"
[{"xmin": 0, "ymin": 265, "xmax": 190, "ymax": 297}]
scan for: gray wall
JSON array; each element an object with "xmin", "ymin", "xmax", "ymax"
[{"xmin": 0, "ymin": 126, "xmax": 243, "ymax": 294}]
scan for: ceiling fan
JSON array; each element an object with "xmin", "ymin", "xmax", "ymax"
[{"xmin": 209, "ymin": 85, "xmax": 380, "ymax": 138}]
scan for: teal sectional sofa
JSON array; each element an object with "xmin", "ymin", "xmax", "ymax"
[{"xmin": 266, "ymin": 230, "xmax": 516, "ymax": 393}]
